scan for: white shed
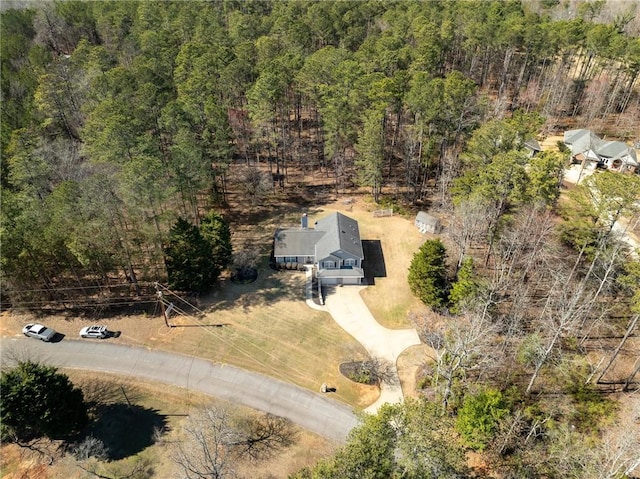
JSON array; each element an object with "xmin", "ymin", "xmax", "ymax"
[{"xmin": 415, "ymin": 211, "xmax": 441, "ymax": 234}]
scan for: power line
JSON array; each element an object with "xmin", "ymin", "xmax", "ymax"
[
  {"xmin": 155, "ymin": 282, "xmax": 205, "ymax": 315},
  {"xmin": 5, "ymin": 299, "xmax": 157, "ymax": 308},
  {"xmin": 5, "ymin": 282, "xmax": 151, "ymax": 294},
  {"xmin": 151, "ymin": 283, "xmax": 319, "ymax": 385}
]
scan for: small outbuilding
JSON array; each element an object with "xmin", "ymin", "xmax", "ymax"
[{"xmin": 415, "ymin": 211, "xmax": 441, "ymax": 234}]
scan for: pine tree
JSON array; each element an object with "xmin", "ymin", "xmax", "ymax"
[
  {"xmin": 1, "ymin": 361, "xmax": 88, "ymax": 441},
  {"xmin": 355, "ymin": 109, "xmax": 385, "ymax": 203},
  {"xmin": 449, "ymin": 256, "xmax": 480, "ymax": 314},
  {"xmin": 164, "ymin": 217, "xmax": 218, "ymax": 293},
  {"xmin": 200, "ymin": 211, "xmax": 233, "ymax": 278},
  {"xmin": 408, "ymin": 239, "xmax": 448, "ymax": 309}
]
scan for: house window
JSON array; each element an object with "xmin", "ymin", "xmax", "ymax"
[
  {"xmin": 284, "ymin": 256, "xmax": 298, "ymax": 263},
  {"xmin": 344, "ymin": 258, "xmax": 356, "ymax": 267},
  {"xmin": 323, "ymin": 261, "xmax": 336, "ymax": 269}
]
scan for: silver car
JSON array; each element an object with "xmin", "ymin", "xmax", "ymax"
[
  {"xmin": 22, "ymin": 323, "xmax": 56, "ymax": 342},
  {"xmin": 79, "ymin": 325, "xmax": 109, "ymax": 339}
]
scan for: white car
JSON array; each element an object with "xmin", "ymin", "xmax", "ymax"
[
  {"xmin": 79, "ymin": 325, "xmax": 109, "ymax": 339},
  {"xmin": 22, "ymin": 324, "xmax": 56, "ymax": 342}
]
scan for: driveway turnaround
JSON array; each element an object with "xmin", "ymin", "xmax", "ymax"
[
  {"xmin": 319, "ymin": 285, "xmax": 422, "ymax": 413},
  {"xmin": 1, "ymin": 338, "xmax": 358, "ymax": 443}
]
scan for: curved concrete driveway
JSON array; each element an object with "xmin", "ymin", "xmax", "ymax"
[
  {"xmin": 0, "ymin": 338, "xmax": 358, "ymax": 443},
  {"xmin": 320, "ymin": 285, "xmax": 422, "ymax": 413}
]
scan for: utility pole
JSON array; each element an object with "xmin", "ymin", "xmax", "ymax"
[
  {"xmin": 154, "ymin": 281, "xmax": 206, "ymax": 327},
  {"xmin": 154, "ymin": 282, "xmax": 171, "ymax": 327}
]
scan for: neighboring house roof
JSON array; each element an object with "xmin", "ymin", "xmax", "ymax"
[
  {"xmin": 563, "ymin": 129, "xmax": 638, "ymax": 167},
  {"xmin": 597, "ymin": 140, "xmax": 627, "ymax": 159},
  {"xmin": 596, "ymin": 140, "xmax": 638, "ymax": 166},
  {"xmin": 564, "ymin": 129, "xmax": 600, "ymax": 157},
  {"xmin": 314, "ymin": 212, "xmax": 364, "ymax": 261},
  {"xmin": 524, "ymin": 139, "xmax": 541, "ymax": 152}
]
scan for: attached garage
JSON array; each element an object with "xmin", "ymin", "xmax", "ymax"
[{"xmin": 317, "ymin": 268, "xmax": 365, "ymax": 285}]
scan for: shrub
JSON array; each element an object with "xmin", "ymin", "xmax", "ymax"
[{"xmin": 455, "ymin": 388, "xmax": 510, "ymax": 451}]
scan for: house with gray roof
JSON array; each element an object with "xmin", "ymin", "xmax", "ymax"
[
  {"xmin": 524, "ymin": 139, "xmax": 542, "ymax": 158},
  {"xmin": 563, "ymin": 129, "xmax": 638, "ymax": 173},
  {"xmin": 273, "ymin": 212, "xmax": 365, "ymax": 285}
]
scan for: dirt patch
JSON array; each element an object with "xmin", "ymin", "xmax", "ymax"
[{"xmin": 540, "ymin": 134, "xmax": 565, "ymax": 151}]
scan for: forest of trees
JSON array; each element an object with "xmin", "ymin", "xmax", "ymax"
[
  {"xmin": 2, "ymin": 0, "xmax": 640, "ymax": 308},
  {"xmin": 2, "ymin": 1, "xmax": 640, "ymax": 477}
]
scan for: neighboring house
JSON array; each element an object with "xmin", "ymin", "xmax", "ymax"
[
  {"xmin": 415, "ymin": 211, "xmax": 441, "ymax": 234},
  {"xmin": 274, "ymin": 212, "xmax": 365, "ymax": 285},
  {"xmin": 563, "ymin": 129, "xmax": 638, "ymax": 173},
  {"xmin": 524, "ymin": 138, "xmax": 542, "ymax": 158},
  {"xmin": 596, "ymin": 140, "xmax": 638, "ymax": 171}
]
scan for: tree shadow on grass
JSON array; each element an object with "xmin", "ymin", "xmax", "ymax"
[
  {"xmin": 88, "ymin": 403, "xmax": 168, "ymax": 460},
  {"xmin": 200, "ymin": 267, "xmax": 305, "ymax": 313}
]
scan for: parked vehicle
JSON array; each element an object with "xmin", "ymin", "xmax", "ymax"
[
  {"xmin": 22, "ymin": 324, "xmax": 56, "ymax": 342},
  {"xmin": 79, "ymin": 325, "xmax": 109, "ymax": 339}
]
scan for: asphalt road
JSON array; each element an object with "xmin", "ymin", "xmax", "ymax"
[{"xmin": 0, "ymin": 338, "xmax": 359, "ymax": 443}]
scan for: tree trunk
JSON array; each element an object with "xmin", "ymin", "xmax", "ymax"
[{"xmin": 596, "ymin": 315, "xmax": 638, "ymax": 384}]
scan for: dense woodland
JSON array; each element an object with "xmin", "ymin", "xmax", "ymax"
[
  {"xmin": 2, "ymin": 1, "xmax": 640, "ymax": 477},
  {"xmin": 2, "ymin": 0, "xmax": 640, "ymax": 306}
]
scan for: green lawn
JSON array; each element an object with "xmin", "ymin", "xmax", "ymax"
[{"xmin": 160, "ymin": 266, "xmax": 375, "ymax": 408}]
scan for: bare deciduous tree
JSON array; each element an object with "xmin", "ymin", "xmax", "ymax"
[
  {"xmin": 449, "ymin": 200, "xmax": 491, "ymax": 270},
  {"xmin": 169, "ymin": 405, "xmax": 295, "ymax": 479},
  {"xmin": 523, "ymin": 269, "xmax": 590, "ymax": 395},
  {"xmin": 236, "ymin": 166, "xmax": 273, "ymax": 206},
  {"xmin": 71, "ymin": 436, "xmax": 108, "ymax": 461},
  {"xmin": 424, "ymin": 310, "xmax": 498, "ymax": 411},
  {"xmin": 587, "ymin": 396, "xmax": 640, "ymax": 479}
]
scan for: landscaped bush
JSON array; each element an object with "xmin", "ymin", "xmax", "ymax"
[{"xmin": 340, "ymin": 361, "xmax": 377, "ymax": 385}]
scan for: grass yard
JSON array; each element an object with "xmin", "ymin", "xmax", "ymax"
[{"xmin": 0, "ymin": 269, "xmax": 375, "ymax": 409}]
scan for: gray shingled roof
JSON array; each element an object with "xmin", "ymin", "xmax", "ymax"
[
  {"xmin": 564, "ymin": 130, "xmax": 638, "ymax": 166},
  {"xmin": 564, "ymin": 129, "xmax": 599, "ymax": 156},
  {"xmin": 416, "ymin": 211, "xmax": 439, "ymax": 226},
  {"xmin": 274, "ymin": 229, "xmax": 325, "ymax": 257},
  {"xmin": 524, "ymin": 139, "xmax": 541, "ymax": 151},
  {"xmin": 274, "ymin": 212, "xmax": 365, "ymax": 261},
  {"xmin": 596, "ymin": 140, "xmax": 630, "ymax": 159},
  {"xmin": 314, "ymin": 212, "xmax": 364, "ymax": 261}
]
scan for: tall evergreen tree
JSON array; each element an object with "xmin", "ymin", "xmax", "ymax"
[
  {"xmin": 355, "ymin": 109, "xmax": 385, "ymax": 203},
  {"xmin": 449, "ymin": 256, "xmax": 481, "ymax": 314},
  {"xmin": 408, "ymin": 239, "xmax": 448, "ymax": 309},
  {"xmin": 200, "ymin": 211, "xmax": 233, "ymax": 278},
  {"xmin": 1, "ymin": 361, "xmax": 88, "ymax": 441},
  {"xmin": 164, "ymin": 217, "xmax": 218, "ymax": 293}
]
